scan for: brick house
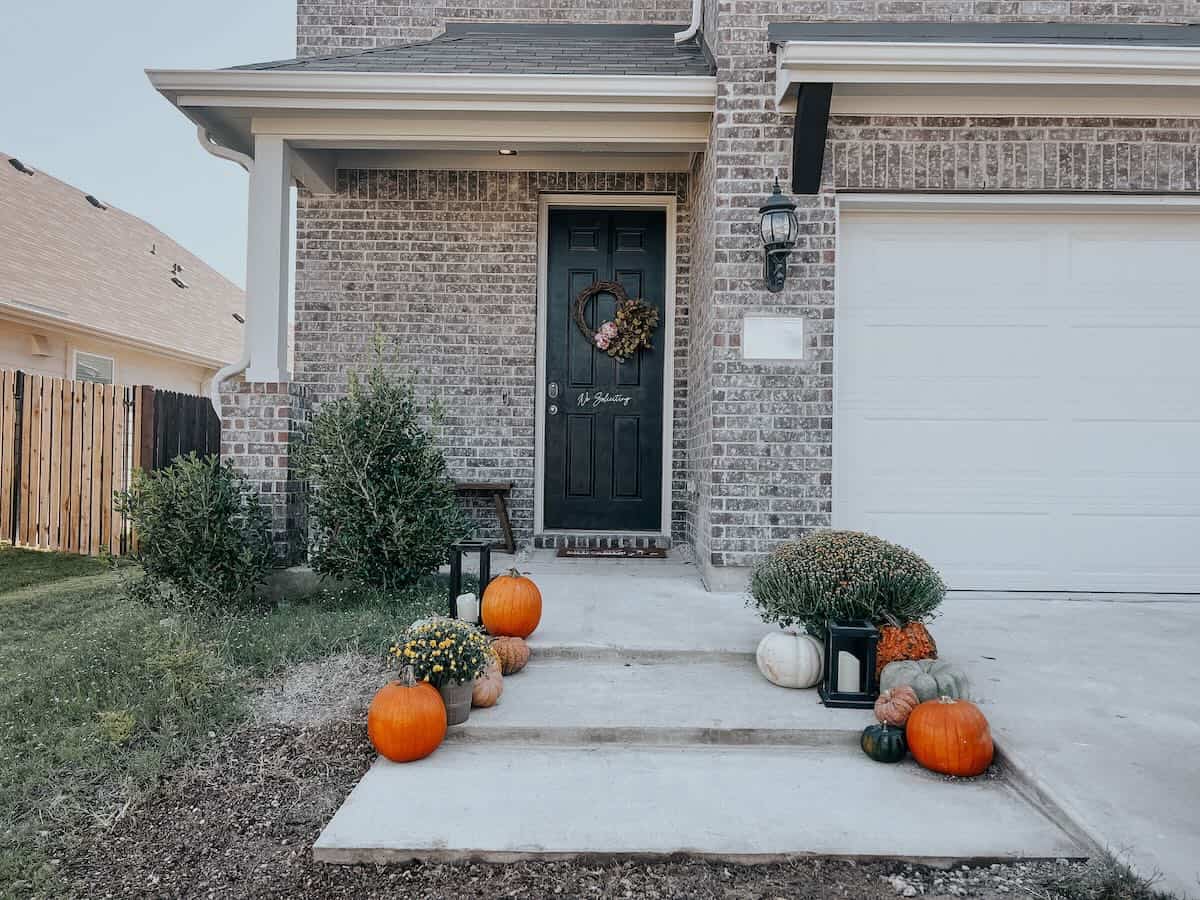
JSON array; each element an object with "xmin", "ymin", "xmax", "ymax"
[{"xmin": 149, "ymin": 3, "xmax": 1200, "ymax": 591}]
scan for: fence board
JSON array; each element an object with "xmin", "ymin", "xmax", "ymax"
[
  {"xmin": 38, "ymin": 377, "xmax": 53, "ymax": 546},
  {"xmin": 48, "ymin": 379, "xmax": 63, "ymax": 548},
  {"xmin": 58, "ymin": 379, "xmax": 73, "ymax": 550},
  {"xmin": 1, "ymin": 371, "xmax": 16, "ymax": 542}
]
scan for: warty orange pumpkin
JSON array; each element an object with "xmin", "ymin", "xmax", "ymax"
[
  {"xmin": 874, "ymin": 685, "xmax": 920, "ymax": 727},
  {"xmin": 482, "ymin": 569, "xmax": 542, "ymax": 638},
  {"xmin": 905, "ymin": 696, "xmax": 994, "ymax": 777},
  {"xmin": 472, "ymin": 658, "xmax": 504, "ymax": 708},
  {"xmin": 367, "ymin": 671, "xmax": 447, "ymax": 763},
  {"xmin": 491, "ymin": 636, "xmax": 531, "ymax": 675}
]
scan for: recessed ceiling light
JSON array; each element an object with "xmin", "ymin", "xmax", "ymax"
[{"xmin": 497, "ymin": 148, "xmax": 518, "ymax": 156}]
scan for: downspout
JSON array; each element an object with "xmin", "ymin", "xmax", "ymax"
[
  {"xmin": 197, "ymin": 126, "xmax": 253, "ymax": 420},
  {"xmin": 674, "ymin": 0, "xmax": 702, "ymax": 43}
]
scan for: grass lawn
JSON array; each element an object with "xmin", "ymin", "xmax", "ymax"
[{"xmin": 0, "ymin": 545, "xmax": 445, "ymax": 898}]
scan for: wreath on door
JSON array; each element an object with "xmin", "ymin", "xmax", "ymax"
[{"xmin": 573, "ymin": 280, "xmax": 660, "ymax": 363}]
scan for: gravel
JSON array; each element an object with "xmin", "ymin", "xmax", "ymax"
[{"xmin": 58, "ymin": 663, "xmax": 1095, "ymax": 900}]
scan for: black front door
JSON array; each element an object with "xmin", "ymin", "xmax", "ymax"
[{"xmin": 544, "ymin": 208, "xmax": 667, "ymax": 532}]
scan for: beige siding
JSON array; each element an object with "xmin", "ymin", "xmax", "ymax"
[{"xmin": 0, "ymin": 317, "xmax": 214, "ymax": 393}]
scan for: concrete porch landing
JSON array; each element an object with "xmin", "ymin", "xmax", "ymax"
[{"xmin": 314, "ymin": 552, "xmax": 1093, "ymax": 867}]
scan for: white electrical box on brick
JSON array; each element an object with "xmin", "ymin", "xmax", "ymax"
[{"xmin": 742, "ymin": 316, "xmax": 805, "ymax": 361}]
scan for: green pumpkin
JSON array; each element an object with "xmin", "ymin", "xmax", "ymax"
[
  {"xmin": 879, "ymin": 658, "xmax": 972, "ymax": 703},
  {"xmin": 861, "ymin": 723, "xmax": 907, "ymax": 763}
]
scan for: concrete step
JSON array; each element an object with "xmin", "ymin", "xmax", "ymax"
[
  {"xmin": 451, "ymin": 656, "xmax": 874, "ymax": 746},
  {"xmin": 313, "ymin": 742, "xmax": 1085, "ymax": 864}
]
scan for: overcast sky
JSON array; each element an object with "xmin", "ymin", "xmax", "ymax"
[{"xmin": 0, "ymin": 0, "xmax": 296, "ymax": 288}]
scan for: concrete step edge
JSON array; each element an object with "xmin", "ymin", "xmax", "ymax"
[{"xmin": 444, "ymin": 724, "xmax": 860, "ymax": 748}]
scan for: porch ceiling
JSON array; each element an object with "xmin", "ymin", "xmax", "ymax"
[{"xmin": 147, "ymin": 24, "xmax": 716, "ymax": 177}]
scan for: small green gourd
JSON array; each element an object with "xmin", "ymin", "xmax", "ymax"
[
  {"xmin": 879, "ymin": 658, "xmax": 972, "ymax": 703},
  {"xmin": 861, "ymin": 723, "xmax": 907, "ymax": 763}
]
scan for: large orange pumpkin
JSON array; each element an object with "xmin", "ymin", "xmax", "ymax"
[
  {"xmin": 367, "ymin": 673, "xmax": 447, "ymax": 763},
  {"xmin": 481, "ymin": 569, "xmax": 542, "ymax": 638},
  {"xmin": 906, "ymin": 697, "xmax": 994, "ymax": 777},
  {"xmin": 875, "ymin": 621, "xmax": 937, "ymax": 677}
]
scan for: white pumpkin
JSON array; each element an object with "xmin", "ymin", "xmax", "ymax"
[{"xmin": 756, "ymin": 630, "xmax": 824, "ymax": 689}]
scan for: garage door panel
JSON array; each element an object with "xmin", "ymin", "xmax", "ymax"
[
  {"xmin": 837, "ymin": 208, "xmax": 1200, "ymax": 593},
  {"xmin": 1067, "ymin": 376, "xmax": 1200, "ymax": 421},
  {"xmin": 839, "ymin": 324, "xmax": 1054, "ymax": 376},
  {"xmin": 841, "ymin": 417, "xmax": 1053, "ymax": 475}
]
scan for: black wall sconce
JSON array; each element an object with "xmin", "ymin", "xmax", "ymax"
[{"xmin": 758, "ymin": 178, "xmax": 799, "ymax": 293}]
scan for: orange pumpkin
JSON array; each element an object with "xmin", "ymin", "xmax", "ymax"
[
  {"xmin": 481, "ymin": 569, "xmax": 542, "ymax": 638},
  {"xmin": 906, "ymin": 697, "xmax": 994, "ymax": 777},
  {"xmin": 367, "ymin": 672, "xmax": 447, "ymax": 763},
  {"xmin": 876, "ymin": 621, "xmax": 937, "ymax": 677}
]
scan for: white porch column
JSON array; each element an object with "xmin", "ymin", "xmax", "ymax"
[{"xmin": 244, "ymin": 134, "xmax": 291, "ymax": 383}]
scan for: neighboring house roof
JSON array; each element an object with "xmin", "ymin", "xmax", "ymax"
[
  {"xmin": 766, "ymin": 21, "xmax": 1200, "ymax": 45},
  {"xmin": 0, "ymin": 153, "xmax": 243, "ymax": 368},
  {"xmin": 232, "ymin": 24, "xmax": 716, "ymax": 77}
]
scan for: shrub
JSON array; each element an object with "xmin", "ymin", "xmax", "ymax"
[
  {"xmin": 749, "ymin": 530, "xmax": 946, "ymax": 637},
  {"xmin": 115, "ymin": 453, "xmax": 274, "ymax": 608},
  {"xmin": 296, "ymin": 352, "xmax": 472, "ymax": 590}
]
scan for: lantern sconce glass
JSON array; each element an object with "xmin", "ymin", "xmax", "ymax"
[{"xmin": 758, "ymin": 177, "xmax": 799, "ymax": 293}]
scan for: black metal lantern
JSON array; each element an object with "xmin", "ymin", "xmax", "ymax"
[
  {"xmin": 447, "ymin": 539, "xmax": 491, "ymax": 624},
  {"xmin": 819, "ymin": 619, "xmax": 880, "ymax": 709},
  {"xmin": 758, "ymin": 177, "xmax": 799, "ymax": 293}
]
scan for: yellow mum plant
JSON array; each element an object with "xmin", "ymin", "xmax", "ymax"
[{"xmin": 391, "ymin": 617, "xmax": 492, "ymax": 687}]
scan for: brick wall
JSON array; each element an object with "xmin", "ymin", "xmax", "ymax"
[
  {"xmin": 297, "ymin": 0, "xmax": 692, "ymax": 55},
  {"xmin": 219, "ymin": 380, "xmax": 311, "ymax": 564},
  {"xmin": 695, "ymin": 2, "xmax": 1200, "ymax": 577},
  {"xmin": 294, "ymin": 169, "xmax": 691, "ymax": 548}
]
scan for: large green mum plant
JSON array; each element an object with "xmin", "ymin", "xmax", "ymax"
[
  {"xmin": 749, "ymin": 530, "xmax": 946, "ymax": 637},
  {"xmin": 297, "ymin": 347, "xmax": 472, "ymax": 590}
]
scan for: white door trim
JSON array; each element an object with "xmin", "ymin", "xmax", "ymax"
[{"xmin": 534, "ymin": 193, "xmax": 678, "ymax": 538}]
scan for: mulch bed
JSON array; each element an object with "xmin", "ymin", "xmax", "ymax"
[{"xmin": 59, "ymin": 718, "xmax": 1086, "ymax": 900}]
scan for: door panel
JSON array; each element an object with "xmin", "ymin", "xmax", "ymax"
[{"xmin": 544, "ymin": 208, "xmax": 666, "ymax": 532}]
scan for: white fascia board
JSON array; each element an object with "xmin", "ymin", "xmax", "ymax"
[
  {"xmin": 775, "ymin": 39, "xmax": 1200, "ymax": 108},
  {"xmin": 147, "ymin": 68, "xmax": 717, "ymax": 112},
  {"xmin": 0, "ymin": 304, "xmax": 230, "ymax": 370}
]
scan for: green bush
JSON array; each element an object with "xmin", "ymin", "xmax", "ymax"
[
  {"xmin": 296, "ymin": 353, "xmax": 471, "ymax": 590},
  {"xmin": 749, "ymin": 530, "xmax": 946, "ymax": 637},
  {"xmin": 115, "ymin": 453, "xmax": 274, "ymax": 608}
]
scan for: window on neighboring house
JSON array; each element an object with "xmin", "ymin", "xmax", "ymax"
[{"xmin": 75, "ymin": 351, "xmax": 115, "ymax": 385}]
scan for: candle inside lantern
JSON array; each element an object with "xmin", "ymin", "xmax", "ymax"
[
  {"xmin": 837, "ymin": 650, "xmax": 861, "ymax": 693},
  {"xmin": 455, "ymin": 592, "xmax": 479, "ymax": 623}
]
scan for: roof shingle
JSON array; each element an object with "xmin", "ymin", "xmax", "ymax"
[{"xmin": 232, "ymin": 24, "xmax": 715, "ymax": 77}]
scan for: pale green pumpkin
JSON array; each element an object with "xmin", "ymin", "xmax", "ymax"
[{"xmin": 880, "ymin": 658, "xmax": 972, "ymax": 702}]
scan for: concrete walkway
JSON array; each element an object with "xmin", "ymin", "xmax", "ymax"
[{"xmin": 313, "ymin": 551, "xmax": 1124, "ymax": 870}]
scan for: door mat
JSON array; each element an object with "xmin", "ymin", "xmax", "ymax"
[{"xmin": 555, "ymin": 547, "xmax": 668, "ymax": 559}]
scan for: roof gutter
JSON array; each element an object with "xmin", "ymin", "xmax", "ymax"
[
  {"xmin": 674, "ymin": 0, "xmax": 702, "ymax": 44},
  {"xmin": 197, "ymin": 126, "xmax": 252, "ymax": 419}
]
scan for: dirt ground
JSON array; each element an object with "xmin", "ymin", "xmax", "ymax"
[{"xmin": 60, "ymin": 657, "xmax": 1091, "ymax": 900}]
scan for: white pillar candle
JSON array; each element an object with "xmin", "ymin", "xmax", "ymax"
[
  {"xmin": 837, "ymin": 650, "xmax": 861, "ymax": 693},
  {"xmin": 455, "ymin": 592, "xmax": 479, "ymax": 623}
]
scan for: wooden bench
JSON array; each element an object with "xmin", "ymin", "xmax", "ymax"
[{"xmin": 454, "ymin": 481, "xmax": 516, "ymax": 554}]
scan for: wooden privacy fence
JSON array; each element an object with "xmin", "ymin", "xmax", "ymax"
[{"xmin": 0, "ymin": 371, "xmax": 220, "ymax": 556}]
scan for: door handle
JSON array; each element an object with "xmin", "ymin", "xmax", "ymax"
[{"xmin": 547, "ymin": 382, "xmax": 559, "ymax": 399}]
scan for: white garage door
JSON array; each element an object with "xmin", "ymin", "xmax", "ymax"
[{"xmin": 836, "ymin": 203, "xmax": 1200, "ymax": 593}]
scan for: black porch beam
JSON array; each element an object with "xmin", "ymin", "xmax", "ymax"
[{"xmin": 790, "ymin": 83, "xmax": 832, "ymax": 195}]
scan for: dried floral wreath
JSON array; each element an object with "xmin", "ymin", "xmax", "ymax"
[{"xmin": 573, "ymin": 280, "xmax": 660, "ymax": 362}]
